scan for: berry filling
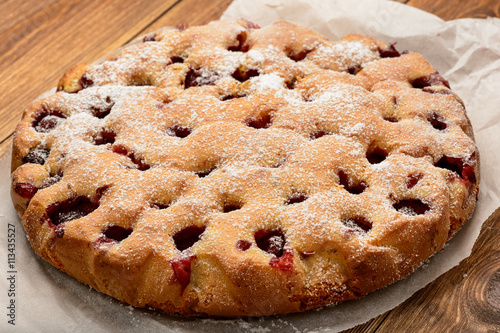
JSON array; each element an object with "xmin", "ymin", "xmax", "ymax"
[
  {"xmin": 310, "ymin": 130, "xmax": 330, "ymax": 139},
  {"xmin": 285, "ymin": 78, "xmax": 297, "ymax": 90},
  {"xmin": 236, "ymin": 239, "xmax": 252, "ymax": 251},
  {"xmin": 111, "ymin": 145, "xmax": 150, "ymax": 171},
  {"xmin": 246, "ymin": 113, "xmax": 272, "ymax": 129},
  {"xmin": 366, "ymin": 146, "xmax": 388, "ymax": 164},
  {"xmin": 45, "ymin": 195, "xmax": 99, "ymax": 237},
  {"xmin": 232, "ymin": 67, "xmax": 259, "ymax": 82},
  {"xmin": 40, "ymin": 173, "xmax": 63, "ymax": 190},
  {"xmin": 406, "ymin": 172, "xmax": 424, "ymax": 189},
  {"xmin": 347, "ymin": 64, "xmax": 362, "ymax": 75},
  {"xmin": 223, "ymin": 200, "xmax": 243, "ymax": 213},
  {"xmin": 150, "ymin": 202, "xmax": 171, "ymax": 209},
  {"xmin": 170, "ymin": 56, "xmax": 185, "ymax": 64},
  {"xmin": 32, "ymin": 108, "xmax": 66, "ymax": 133},
  {"xmin": 143, "ymin": 34, "xmax": 157, "ymax": 42},
  {"xmin": 338, "ymin": 170, "xmax": 367, "ymax": 194},
  {"xmin": 342, "ymin": 216, "xmax": 372, "ymax": 234},
  {"xmin": 91, "ymin": 97, "xmax": 114, "ymax": 118},
  {"xmin": 100, "ymin": 226, "xmax": 133, "ymax": 244},
  {"xmin": 184, "ymin": 68, "xmax": 219, "ymax": 88},
  {"xmin": 36, "ymin": 116, "xmax": 64, "ymax": 133},
  {"xmin": 170, "ymin": 253, "xmax": 194, "ymax": 294},
  {"xmin": 173, "ymin": 225, "xmax": 206, "ymax": 252},
  {"xmin": 227, "ymin": 31, "xmax": 249, "ymax": 52},
  {"xmin": 462, "ymin": 165, "xmax": 476, "ymax": 184},
  {"xmin": 427, "ymin": 112, "xmax": 447, "ymax": 131},
  {"xmin": 79, "ymin": 73, "xmax": 94, "ymax": 90},
  {"xmin": 16, "ymin": 173, "xmax": 63, "ymax": 199},
  {"xmin": 22, "ymin": 147, "xmax": 50, "ymax": 165},
  {"xmin": 287, "ymin": 48, "xmax": 312, "ymax": 62},
  {"xmin": 393, "ymin": 199, "xmax": 430, "ymax": 215},
  {"xmin": 435, "ymin": 155, "xmax": 476, "ymax": 183},
  {"xmin": 255, "ymin": 229, "xmax": 286, "ymax": 257},
  {"xmin": 221, "ymin": 93, "xmax": 247, "ymax": 101},
  {"xmin": 377, "ymin": 43, "xmax": 401, "ymax": 58},
  {"xmin": 195, "ymin": 166, "xmax": 216, "ymax": 178},
  {"xmin": 166, "ymin": 125, "xmax": 192, "ymax": 138},
  {"xmin": 95, "ymin": 185, "xmax": 110, "ymax": 199},
  {"xmin": 286, "ymin": 192, "xmax": 308, "ymax": 205},
  {"xmin": 14, "ymin": 182, "xmax": 38, "ymax": 199},
  {"xmin": 94, "ymin": 129, "xmax": 116, "ymax": 145},
  {"xmin": 383, "ymin": 116, "xmax": 399, "ymax": 123},
  {"xmin": 391, "ymin": 95, "xmax": 400, "ymax": 106},
  {"xmin": 269, "ymin": 248, "xmax": 294, "ymax": 272},
  {"xmin": 411, "ymin": 71, "xmax": 450, "ymax": 89}
]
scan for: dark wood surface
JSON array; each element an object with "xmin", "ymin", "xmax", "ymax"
[
  {"xmin": 375, "ymin": 207, "xmax": 500, "ymax": 332},
  {"xmin": 1, "ymin": 1, "xmax": 498, "ymax": 332}
]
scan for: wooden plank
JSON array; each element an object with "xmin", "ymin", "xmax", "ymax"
[
  {"xmin": 133, "ymin": 0, "xmax": 234, "ymax": 37},
  {"xmin": 407, "ymin": 0, "xmax": 500, "ymax": 20},
  {"xmin": 0, "ymin": 0, "xmax": 59, "ymax": 37},
  {"xmin": 375, "ymin": 208, "xmax": 500, "ymax": 332},
  {"xmin": 342, "ymin": 311, "xmax": 390, "ymax": 333},
  {"xmin": 0, "ymin": 0, "xmax": 178, "ymax": 145}
]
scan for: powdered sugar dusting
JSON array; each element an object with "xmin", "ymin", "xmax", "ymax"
[
  {"xmin": 12, "ymin": 19, "xmax": 479, "ymax": 318},
  {"xmin": 315, "ymin": 41, "xmax": 379, "ymax": 71},
  {"xmin": 251, "ymin": 73, "xmax": 285, "ymax": 91}
]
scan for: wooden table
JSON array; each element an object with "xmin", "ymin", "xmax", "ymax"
[{"xmin": 1, "ymin": 0, "xmax": 499, "ymax": 332}]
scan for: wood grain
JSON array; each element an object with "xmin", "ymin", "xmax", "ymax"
[
  {"xmin": 0, "ymin": 0, "xmax": 59, "ymax": 37},
  {"xmin": 407, "ymin": 0, "xmax": 500, "ymax": 20},
  {"xmin": 135, "ymin": 0, "xmax": 234, "ymax": 36},
  {"xmin": 342, "ymin": 311, "xmax": 390, "ymax": 333},
  {"xmin": 375, "ymin": 208, "xmax": 500, "ymax": 332}
]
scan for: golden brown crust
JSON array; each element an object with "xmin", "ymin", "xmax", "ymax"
[
  {"xmin": 10, "ymin": 20, "xmax": 479, "ymax": 317},
  {"xmin": 57, "ymin": 63, "xmax": 90, "ymax": 93}
]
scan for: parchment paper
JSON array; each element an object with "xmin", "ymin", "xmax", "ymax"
[{"xmin": 2, "ymin": 0, "xmax": 500, "ymax": 331}]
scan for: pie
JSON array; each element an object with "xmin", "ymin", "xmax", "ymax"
[{"xmin": 10, "ymin": 20, "xmax": 479, "ymax": 317}]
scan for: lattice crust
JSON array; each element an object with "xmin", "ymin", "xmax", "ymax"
[{"xmin": 10, "ymin": 20, "xmax": 479, "ymax": 317}]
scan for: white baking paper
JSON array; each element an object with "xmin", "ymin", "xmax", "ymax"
[{"xmin": 1, "ymin": 0, "xmax": 500, "ymax": 331}]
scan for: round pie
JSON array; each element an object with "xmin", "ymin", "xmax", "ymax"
[{"xmin": 10, "ymin": 20, "xmax": 479, "ymax": 317}]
